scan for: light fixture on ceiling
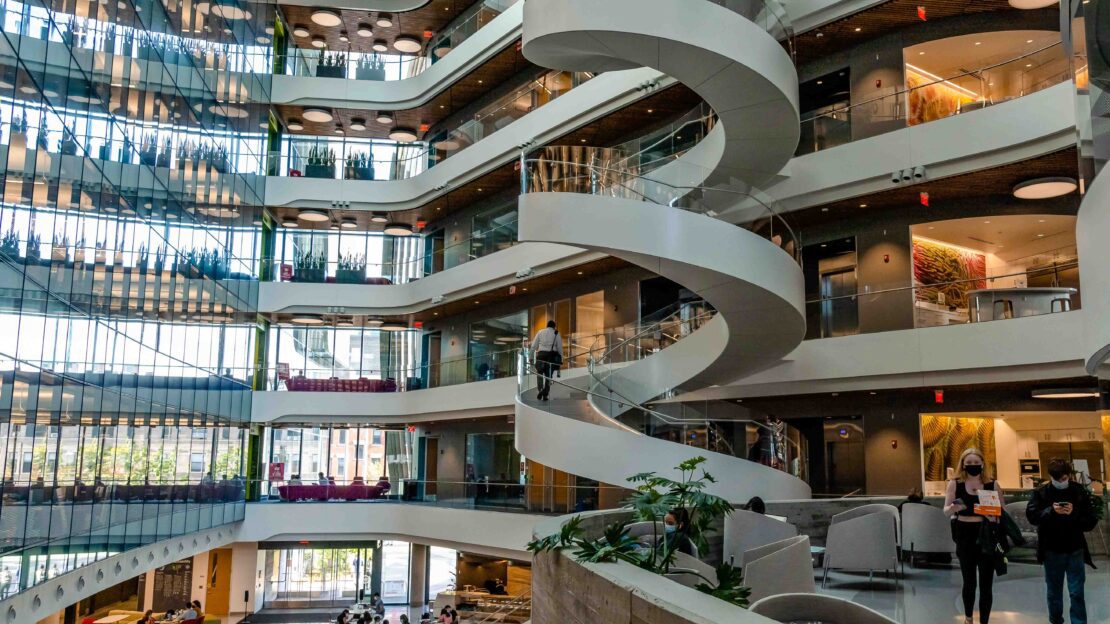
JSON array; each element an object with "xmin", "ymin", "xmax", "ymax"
[
  {"xmin": 310, "ymin": 8, "xmax": 342, "ymax": 27},
  {"xmin": 311, "ymin": 35, "xmax": 326, "ymax": 48},
  {"xmin": 366, "ymin": 319, "xmax": 384, "ymax": 327},
  {"xmin": 350, "ymin": 118, "xmax": 367, "ymax": 131},
  {"xmin": 370, "ymin": 212, "xmax": 389, "ymax": 223},
  {"xmin": 376, "ymin": 13, "xmax": 393, "ymax": 27},
  {"xmin": 357, "ymin": 23, "xmax": 373, "ymax": 37},
  {"xmin": 376, "ymin": 111, "xmax": 394, "ymax": 124},
  {"xmin": 209, "ymin": 0, "xmax": 251, "ymax": 20},
  {"xmin": 434, "ymin": 138, "xmax": 461, "ymax": 151},
  {"xmin": 298, "ymin": 209, "xmax": 330, "ymax": 222},
  {"xmin": 393, "ymin": 35, "xmax": 422, "ymax": 53},
  {"xmin": 291, "ymin": 313, "xmax": 325, "ymax": 325},
  {"xmin": 336, "ymin": 316, "xmax": 354, "ymax": 327},
  {"xmin": 1013, "ymin": 176, "xmax": 1078, "ymax": 199},
  {"xmin": 372, "ymin": 39, "xmax": 389, "ymax": 52},
  {"xmin": 380, "ymin": 321, "xmax": 408, "ymax": 331},
  {"xmin": 292, "ymin": 24, "xmax": 310, "ymax": 38},
  {"xmin": 303, "ymin": 107, "xmax": 333, "ymax": 123},
  {"xmin": 287, "ymin": 119, "xmax": 304, "ymax": 131},
  {"xmin": 384, "ymin": 222, "xmax": 414, "ymax": 236},
  {"xmin": 281, "ymin": 217, "xmax": 299, "ymax": 227},
  {"xmin": 1032, "ymin": 388, "xmax": 1100, "ymax": 399},
  {"xmin": 334, "ymin": 126, "xmax": 344, "ymax": 135},
  {"xmin": 339, "ymin": 31, "xmax": 349, "ymax": 43},
  {"xmin": 389, "ymin": 127, "xmax": 418, "ymax": 142},
  {"xmin": 330, "ymin": 223, "xmax": 340, "ymax": 231},
  {"xmin": 340, "ymin": 217, "xmax": 358, "ymax": 229},
  {"xmin": 1008, "ymin": 0, "xmax": 1058, "ymax": 6}
]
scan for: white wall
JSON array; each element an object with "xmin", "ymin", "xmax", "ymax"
[{"xmin": 994, "ymin": 412, "xmax": 1104, "ymax": 489}]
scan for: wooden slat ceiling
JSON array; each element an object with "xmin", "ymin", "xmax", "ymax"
[
  {"xmin": 265, "ymin": 256, "xmax": 633, "ymax": 326},
  {"xmin": 280, "ymin": 0, "xmax": 473, "ymax": 53},
  {"xmin": 271, "ymin": 84, "xmax": 704, "ymax": 228},
  {"xmin": 793, "ymin": 147, "xmax": 1079, "ymax": 228},
  {"xmin": 277, "ymin": 43, "xmax": 530, "ymax": 139},
  {"xmin": 795, "ymin": 0, "xmax": 1036, "ymax": 66}
]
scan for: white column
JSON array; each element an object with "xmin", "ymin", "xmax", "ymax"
[
  {"xmin": 409, "ymin": 544, "xmax": 428, "ymax": 607},
  {"xmin": 227, "ymin": 542, "xmax": 265, "ymax": 615}
]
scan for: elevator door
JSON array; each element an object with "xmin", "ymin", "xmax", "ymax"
[{"xmin": 820, "ymin": 268, "xmax": 859, "ymax": 337}]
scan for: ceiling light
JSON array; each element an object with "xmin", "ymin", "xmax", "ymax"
[
  {"xmin": 388, "ymin": 127, "xmax": 418, "ymax": 142},
  {"xmin": 310, "ymin": 9, "xmax": 342, "ymax": 27},
  {"xmin": 368, "ymin": 213, "xmax": 389, "ymax": 225},
  {"xmin": 1026, "ymin": 39, "xmax": 1034, "ymax": 44},
  {"xmin": 434, "ymin": 138, "xmax": 460, "ymax": 151},
  {"xmin": 372, "ymin": 39, "xmax": 389, "ymax": 52},
  {"xmin": 376, "ymin": 13, "xmax": 393, "ymax": 27},
  {"xmin": 357, "ymin": 23, "xmax": 373, "ymax": 37},
  {"xmin": 376, "ymin": 111, "xmax": 394, "ymax": 124},
  {"xmin": 291, "ymin": 313, "xmax": 325, "ymax": 325},
  {"xmin": 854, "ymin": 27, "xmax": 861, "ymax": 32},
  {"xmin": 1032, "ymin": 388, "xmax": 1100, "ymax": 399},
  {"xmin": 287, "ymin": 119, "xmax": 304, "ymax": 131},
  {"xmin": 303, "ymin": 107, "xmax": 333, "ymax": 123},
  {"xmin": 210, "ymin": 0, "xmax": 250, "ymax": 20},
  {"xmin": 380, "ymin": 322, "xmax": 408, "ymax": 331},
  {"xmin": 1010, "ymin": 0, "xmax": 1058, "ymax": 5},
  {"xmin": 350, "ymin": 118, "xmax": 367, "ymax": 131},
  {"xmin": 393, "ymin": 35, "xmax": 422, "ymax": 53},
  {"xmin": 292, "ymin": 24, "xmax": 310, "ymax": 38},
  {"xmin": 298, "ymin": 209, "xmax": 329, "ymax": 222},
  {"xmin": 336, "ymin": 317, "xmax": 354, "ymax": 327},
  {"xmin": 816, "ymin": 81, "xmax": 822, "ymax": 85},
  {"xmin": 334, "ymin": 126, "xmax": 344, "ymax": 134},
  {"xmin": 339, "ymin": 31, "xmax": 349, "ymax": 43},
  {"xmin": 340, "ymin": 217, "xmax": 358, "ymax": 229},
  {"xmin": 366, "ymin": 319, "xmax": 384, "ymax": 327},
  {"xmin": 975, "ymin": 41, "xmax": 982, "ymax": 45},
  {"xmin": 384, "ymin": 222, "xmax": 413, "ymax": 236},
  {"xmin": 330, "ymin": 223, "xmax": 340, "ymax": 231},
  {"xmin": 918, "ymin": 51, "xmax": 925, "ymax": 55},
  {"xmin": 311, "ymin": 35, "xmax": 326, "ymax": 48},
  {"xmin": 256, "ymin": 36, "xmax": 270, "ymax": 44},
  {"xmin": 281, "ymin": 217, "xmax": 299, "ymax": 227},
  {"xmin": 1013, "ymin": 177, "xmax": 1077, "ymax": 199}
]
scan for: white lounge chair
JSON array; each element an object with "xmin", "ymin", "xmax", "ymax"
[{"xmin": 742, "ymin": 535, "xmax": 815, "ymax": 603}]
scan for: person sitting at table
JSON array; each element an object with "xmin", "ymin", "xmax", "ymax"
[
  {"xmin": 140, "ymin": 609, "xmax": 155, "ymax": 624},
  {"xmin": 376, "ymin": 475, "xmax": 391, "ymax": 494},
  {"xmin": 288, "ymin": 474, "xmax": 302, "ymax": 486},
  {"xmin": 176, "ymin": 601, "xmax": 197, "ymax": 621},
  {"xmin": 191, "ymin": 600, "xmax": 203, "ymax": 619},
  {"xmin": 352, "ymin": 475, "xmax": 365, "ymax": 485},
  {"xmin": 337, "ymin": 608, "xmax": 350, "ymax": 624},
  {"xmin": 369, "ymin": 591, "xmax": 385, "ymax": 616},
  {"xmin": 318, "ymin": 472, "xmax": 328, "ymax": 485},
  {"xmin": 328, "ymin": 475, "xmax": 337, "ymax": 485},
  {"xmin": 162, "ymin": 609, "xmax": 176, "ymax": 621}
]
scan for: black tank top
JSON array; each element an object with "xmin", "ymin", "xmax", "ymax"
[{"xmin": 955, "ymin": 480, "xmax": 995, "ymax": 517}]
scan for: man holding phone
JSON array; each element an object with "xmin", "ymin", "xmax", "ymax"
[{"xmin": 1026, "ymin": 458, "xmax": 1099, "ymax": 624}]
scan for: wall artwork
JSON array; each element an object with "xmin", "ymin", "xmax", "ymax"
[
  {"xmin": 911, "ymin": 237, "xmax": 987, "ymax": 309},
  {"xmin": 905, "ymin": 67, "xmax": 976, "ymax": 126},
  {"xmin": 920, "ymin": 415, "xmax": 996, "ymax": 482}
]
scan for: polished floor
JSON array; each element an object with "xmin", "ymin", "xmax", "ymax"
[{"xmin": 821, "ymin": 559, "xmax": 1110, "ymax": 623}]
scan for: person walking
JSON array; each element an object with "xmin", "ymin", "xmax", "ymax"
[
  {"xmin": 1026, "ymin": 458, "xmax": 1099, "ymax": 624},
  {"xmin": 530, "ymin": 320, "xmax": 562, "ymax": 401},
  {"xmin": 944, "ymin": 448, "xmax": 1004, "ymax": 624}
]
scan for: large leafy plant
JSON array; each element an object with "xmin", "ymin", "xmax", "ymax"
[{"xmin": 527, "ymin": 457, "xmax": 749, "ymax": 608}]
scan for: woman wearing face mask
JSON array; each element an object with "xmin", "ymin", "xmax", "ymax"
[
  {"xmin": 944, "ymin": 448, "xmax": 1003, "ymax": 624},
  {"xmin": 660, "ymin": 508, "xmax": 697, "ymax": 557}
]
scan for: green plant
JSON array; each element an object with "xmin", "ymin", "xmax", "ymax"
[{"xmin": 526, "ymin": 457, "xmax": 749, "ymax": 608}]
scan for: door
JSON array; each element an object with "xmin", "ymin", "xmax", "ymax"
[
  {"xmin": 820, "ymin": 268, "xmax": 859, "ymax": 338},
  {"xmin": 206, "ymin": 548, "xmax": 233, "ymax": 614},
  {"xmin": 422, "ymin": 332, "xmax": 441, "ymax": 389},
  {"xmin": 424, "ymin": 437, "xmax": 438, "ymax": 498}
]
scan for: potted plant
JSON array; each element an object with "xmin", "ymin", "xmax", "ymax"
[
  {"xmin": 355, "ymin": 54, "xmax": 386, "ymax": 81},
  {"xmin": 336, "ymin": 253, "xmax": 367, "ymax": 283},
  {"xmin": 136, "ymin": 32, "xmax": 151, "ymax": 61},
  {"xmin": 0, "ymin": 227, "xmax": 20, "ymax": 259},
  {"xmin": 60, "ymin": 123, "xmax": 78, "ymax": 155},
  {"xmin": 156, "ymin": 138, "xmax": 172, "ymax": 168},
  {"xmin": 345, "ymin": 151, "xmax": 374, "ymax": 180},
  {"xmin": 294, "ymin": 249, "xmax": 327, "ymax": 283},
  {"xmin": 212, "ymin": 146, "xmax": 230, "ymax": 173},
  {"xmin": 120, "ymin": 31, "xmax": 134, "ymax": 56},
  {"xmin": 304, "ymin": 146, "xmax": 334, "ymax": 179},
  {"xmin": 26, "ymin": 233, "xmax": 44, "ymax": 265},
  {"xmin": 11, "ymin": 112, "xmax": 28, "ymax": 140},
  {"xmin": 153, "ymin": 246, "xmax": 166, "ymax": 274},
  {"xmin": 35, "ymin": 128, "xmax": 49, "ymax": 151},
  {"xmin": 61, "ymin": 17, "xmax": 78, "ymax": 47},
  {"xmin": 316, "ymin": 51, "xmax": 346, "ymax": 78},
  {"xmin": 50, "ymin": 234, "xmax": 69, "ymax": 263},
  {"xmin": 139, "ymin": 134, "xmax": 157, "ymax": 166}
]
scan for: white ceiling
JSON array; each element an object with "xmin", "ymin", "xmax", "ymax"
[
  {"xmin": 904, "ymin": 30, "xmax": 1061, "ymax": 81},
  {"xmin": 910, "ymin": 214, "xmax": 1076, "ymax": 262}
]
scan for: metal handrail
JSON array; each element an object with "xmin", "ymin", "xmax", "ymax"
[{"xmin": 468, "ymin": 588, "xmax": 532, "ymax": 624}]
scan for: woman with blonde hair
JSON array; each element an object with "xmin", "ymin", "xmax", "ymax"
[{"xmin": 944, "ymin": 448, "xmax": 1004, "ymax": 624}]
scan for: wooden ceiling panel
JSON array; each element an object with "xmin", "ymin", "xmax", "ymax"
[{"xmin": 280, "ymin": 0, "xmax": 472, "ymax": 53}]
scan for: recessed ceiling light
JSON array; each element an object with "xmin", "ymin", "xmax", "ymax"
[
  {"xmin": 370, "ymin": 212, "xmax": 388, "ymax": 223},
  {"xmin": 310, "ymin": 8, "xmax": 342, "ymax": 27},
  {"xmin": 816, "ymin": 81, "xmax": 823, "ymax": 85},
  {"xmin": 821, "ymin": 244, "xmax": 827, "ymax": 248},
  {"xmin": 350, "ymin": 118, "xmax": 366, "ymax": 131},
  {"xmin": 256, "ymin": 36, "xmax": 270, "ymax": 44},
  {"xmin": 384, "ymin": 222, "xmax": 413, "ymax": 236},
  {"xmin": 287, "ymin": 119, "xmax": 304, "ymax": 131},
  {"xmin": 336, "ymin": 317, "xmax": 354, "ymax": 327},
  {"xmin": 854, "ymin": 27, "xmax": 862, "ymax": 32},
  {"xmin": 984, "ymin": 220, "xmax": 991, "ymax": 224},
  {"xmin": 1026, "ymin": 63, "xmax": 1033, "ymax": 68},
  {"xmin": 291, "ymin": 313, "xmax": 325, "ymax": 325},
  {"xmin": 299, "ymin": 209, "xmax": 329, "ymax": 222},
  {"xmin": 821, "ymin": 207, "xmax": 829, "ymax": 212},
  {"xmin": 330, "ymin": 223, "xmax": 340, "ymax": 231},
  {"xmin": 388, "ymin": 127, "xmax": 418, "ymax": 142},
  {"xmin": 1038, "ymin": 219, "xmax": 1046, "ymax": 222},
  {"xmin": 1032, "ymin": 388, "xmax": 1100, "ymax": 399},
  {"xmin": 394, "ymin": 35, "xmax": 422, "ymax": 53},
  {"xmin": 577, "ymin": 271, "xmax": 583, "ymax": 275},
  {"xmin": 1026, "ymin": 39, "xmax": 1034, "ymax": 44},
  {"xmin": 372, "ymin": 39, "xmax": 388, "ymax": 52},
  {"xmin": 647, "ymin": 109, "xmax": 654, "ymax": 113},
  {"xmin": 1037, "ymin": 233, "xmax": 1045, "ymax": 237},
  {"xmin": 1013, "ymin": 177, "xmax": 1077, "ymax": 199},
  {"xmin": 366, "ymin": 319, "xmax": 384, "ymax": 327},
  {"xmin": 303, "ymin": 107, "xmax": 333, "ymax": 122},
  {"xmin": 311, "ymin": 35, "xmax": 326, "ymax": 48},
  {"xmin": 357, "ymin": 23, "xmax": 373, "ymax": 37},
  {"xmin": 918, "ymin": 51, "xmax": 925, "ymax": 55},
  {"xmin": 974, "ymin": 41, "xmax": 982, "ymax": 45},
  {"xmin": 292, "ymin": 24, "xmax": 310, "ymax": 38},
  {"xmin": 859, "ymin": 203, "xmax": 867, "ymax": 208},
  {"xmin": 376, "ymin": 13, "xmax": 393, "ymax": 27}
]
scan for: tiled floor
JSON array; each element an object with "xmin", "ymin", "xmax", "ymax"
[{"xmin": 820, "ymin": 559, "xmax": 1110, "ymax": 623}]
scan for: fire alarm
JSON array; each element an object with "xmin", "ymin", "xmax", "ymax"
[
  {"xmin": 917, "ymin": 5, "xmax": 927, "ymax": 20},
  {"xmin": 875, "ymin": 78, "xmax": 882, "ymax": 89},
  {"xmin": 919, "ymin": 191, "xmax": 930, "ymax": 207},
  {"xmin": 934, "ymin": 389, "xmax": 944, "ymax": 404},
  {"xmin": 891, "ymin": 439, "xmax": 898, "ymax": 449},
  {"xmin": 883, "ymin": 254, "xmax": 890, "ymax": 263}
]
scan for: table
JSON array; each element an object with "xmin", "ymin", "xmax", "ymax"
[
  {"xmin": 967, "ymin": 286, "xmax": 1076, "ymax": 322},
  {"xmin": 94, "ymin": 616, "xmax": 131, "ymax": 624}
]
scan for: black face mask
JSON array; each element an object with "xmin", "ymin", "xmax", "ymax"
[{"xmin": 964, "ymin": 465, "xmax": 983, "ymax": 477}]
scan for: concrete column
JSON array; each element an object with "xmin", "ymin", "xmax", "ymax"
[
  {"xmin": 191, "ymin": 551, "xmax": 210, "ymax": 606},
  {"xmin": 141, "ymin": 570, "xmax": 156, "ymax": 610},
  {"xmin": 409, "ymin": 544, "xmax": 428, "ymax": 606},
  {"xmin": 227, "ymin": 542, "xmax": 265, "ymax": 616}
]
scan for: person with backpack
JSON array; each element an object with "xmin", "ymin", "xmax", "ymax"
[{"xmin": 530, "ymin": 320, "xmax": 562, "ymax": 400}]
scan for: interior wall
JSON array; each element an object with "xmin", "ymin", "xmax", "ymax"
[
  {"xmin": 417, "ymin": 417, "xmax": 515, "ymax": 481},
  {"xmin": 993, "ymin": 412, "xmax": 1105, "ymax": 489}
]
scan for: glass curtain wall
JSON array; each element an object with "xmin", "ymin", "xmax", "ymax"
[
  {"xmin": 266, "ymin": 326, "xmax": 421, "ymax": 389},
  {"xmin": 260, "ymin": 426, "xmax": 415, "ymax": 496},
  {"xmin": 262, "ymin": 542, "xmax": 417, "ymax": 608},
  {"xmin": 0, "ymin": 0, "xmax": 269, "ymax": 600}
]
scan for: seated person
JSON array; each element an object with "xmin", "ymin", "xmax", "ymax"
[
  {"xmin": 352, "ymin": 475, "xmax": 365, "ymax": 485},
  {"xmin": 742, "ymin": 496, "xmax": 766, "ymax": 514},
  {"xmin": 376, "ymin": 475, "xmax": 391, "ymax": 493},
  {"xmin": 659, "ymin": 508, "xmax": 697, "ymax": 557},
  {"xmin": 176, "ymin": 601, "xmax": 197, "ymax": 621},
  {"xmin": 288, "ymin": 474, "xmax": 302, "ymax": 486}
]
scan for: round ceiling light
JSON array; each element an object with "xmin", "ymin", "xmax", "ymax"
[
  {"xmin": 357, "ymin": 23, "xmax": 373, "ymax": 37},
  {"xmin": 334, "ymin": 126, "xmax": 344, "ymax": 135},
  {"xmin": 292, "ymin": 24, "xmax": 310, "ymax": 38},
  {"xmin": 384, "ymin": 222, "xmax": 413, "ymax": 236},
  {"xmin": 303, "ymin": 107, "xmax": 333, "ymax": 123},
  {"xmin": 336, "ymin": 317, "xmax": 354, "ymax": 327},
  {"xmin": 1032, "ymin": 388, "xmax": 1100, "ymax": 399},
  {"xmin": 1013, "ymin": 176, "xmax": 1078, "ymax": 200},
  {"xmin": 434, "ymin": 46, "xmax": 452, "ymax": 59},
  {"xmin": 366, "ymin": 319, "xmax": 384, "ymax": 327},
  {"xmin": 380, "ymin": 322, "xmax": 408, "ymax": 331},
  {"xmin": 209, "ymin": 0, "xmax": 251, "ymax": 20},
  {"xmin": 339, "ymin": 31, "xmax": 349, "ymax": 43},
  {"xmin": 350, "ymin": 118, "xmax": 367, "ymax": 131},
  {"xmin": 298, "ymin": 209, "xmax": 330, "ymax": 222},
  {"xmin": 311, "ymin": 35, "xmax": 326, "ymax": 48},
  {"xmin": 393, "ymin": 35, "xmax": 422, "ymax": 54},
  {"xmin": 370, "ymin": 212, "xmax": 389, "ymax": 223},
  {"xmin": 256, "ymin": 35, "xmax": 270, "ymax": 45},
  {"xmin": 388, "ymin": 127, "xmax": 418, "ymax": 142},
  {"xmin": 291, "ymin": 313, "xmax": 325, "ymax": 325},
  {"xmin": 340, "ymin": 217, "xmax": 358, "ymax": 229},
  {"xmin": 330, "ymin": 223, "xmax": 340, "ymax": 231},
  {"xmin": 375, "ymin": 111, "xmax": 394, "ymax": 124},
  {"xmin": 310, "ymin": 9, "xmax": 343, "ymax": 27},
  {"xmin": 372, "ymin": 39, "xmax": 389, "ymax": 53},
  {"xmin": 281, "ymin": 217, "xmax": 299, "ymax": 227},
  {"xmin": 375, "ymin": 13, "xmax": 393, "ymax": 27},
  {"xmin": 1008, "ymin": 0, "xmax": 1058, "ymax": 7},
  {"xmin": 433, "ymin": 138, "xmax": 461, "ymax": 151},
  {"xmin": 287, "ymin": 119, "xmax": 304, "ymax": 131}
]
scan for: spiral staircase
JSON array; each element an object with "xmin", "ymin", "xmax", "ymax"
[{"xmin": 512, "ymin": 0, "xmax": 811, "ymax": 502}]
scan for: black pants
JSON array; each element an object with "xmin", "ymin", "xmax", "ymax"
[
  {"xmin": 954, "ymin": 520, "xmax": 994, "ymax": 623},
  {"xmin": 535, "ymin": 351, "xmax": 559, "ymax": 399}
]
